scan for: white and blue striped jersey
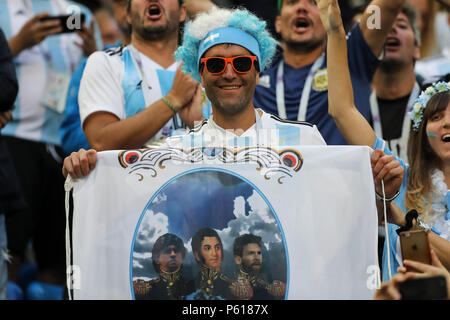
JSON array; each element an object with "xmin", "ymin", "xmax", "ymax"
[
  {"xmin": 78, "ymin": 45, "xmax": 184, "ymax": 145},
  {"xmin": 165, "ymin": 109, "xmax": 326, "ymax": 149},
  {"xmin": 0, "ymin": 0, "xmax": 98, "ymax": 146}
]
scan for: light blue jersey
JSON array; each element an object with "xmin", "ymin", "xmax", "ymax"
[{"xmin": 0, "ymin": 0, "xmax": 100, "ymax": 146}]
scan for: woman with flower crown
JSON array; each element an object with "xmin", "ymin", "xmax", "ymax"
[{"xmin": 316, "ymin": 0, "xmax": 450, "ymax": 281}]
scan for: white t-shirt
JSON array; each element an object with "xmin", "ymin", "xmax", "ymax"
[
  {"xmin": 79, "ymin": 45, "xmax": 179, "ymax": 144},
  {"xmin": 165, "ymin": 109, "xmax": 326, "ymax": 149}
]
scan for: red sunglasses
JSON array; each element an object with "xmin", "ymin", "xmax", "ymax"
[{"xmin": 200, "ymin": 55, "xmax": 258, "ymax": 75}]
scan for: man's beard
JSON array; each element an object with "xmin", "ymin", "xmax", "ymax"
[
  {"xmin": 135, "ymin": 24, "xmax": 172, "ymax": 41},
  {"xmin": 207, "ymin": 82, "xmax": 255, "ymax": 118},
  {"xmin": 242, "ymin": 263, "xmax": 261, "ymax": 274},
  {"xmin": 378, "ymin": 58, "xmax": 409, "ymax": 74},
  {"xmin": 211, "ymin": 95, "xmax": 249, "ymax": 118},
  {"xmin": 131, "ymin": 11, "xmax": 178, "ymax": 41},
  {"xmin": 284, "ymin": 37, "xmax": 325, "ymax": 54}
]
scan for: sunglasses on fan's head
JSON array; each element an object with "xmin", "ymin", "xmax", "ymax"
[{"xmin": 200, "ymin": 56, "xmax": 259, "ymax": 75}]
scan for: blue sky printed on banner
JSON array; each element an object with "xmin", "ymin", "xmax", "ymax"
[{"xmin": 132, "ymin": 170, "xmax": 287, "ymax": 284}]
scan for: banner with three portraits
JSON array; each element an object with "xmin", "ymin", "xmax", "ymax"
[{"xmin": 68, "ymin": 145, "xmax": 379, "ymax": 300}]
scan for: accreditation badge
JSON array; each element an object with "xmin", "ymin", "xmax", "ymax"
[
  {"xmin": 41, "ymin": 70, "xmax": 71, "ymax": 114},
  {"xmin": 312, "ymin": 68, "xmax": 328, "ymax": 92}
]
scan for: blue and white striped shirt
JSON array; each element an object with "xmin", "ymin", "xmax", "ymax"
[{"xmin": 0, "ymin": 0, "xmax": 99, "ymax": 146}]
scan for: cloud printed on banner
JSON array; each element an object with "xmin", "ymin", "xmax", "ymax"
[
  {"xmin": 132, "ymin": 210, "xmax": 169, "ymax": 278},
  {"xmin": 132, "ymin": 171, "xmax": 287, "ymax": 282}
]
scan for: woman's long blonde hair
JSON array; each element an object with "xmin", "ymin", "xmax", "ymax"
[{"xmin": 406, "ymin": 91, "xmax": 450, "ymax": 222}]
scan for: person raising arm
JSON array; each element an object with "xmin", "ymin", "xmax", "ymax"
[
  {"xmin": 318, "ymin": 0, "xmax": 450, "ymax": 273},
  {"xmin": 317, "ymin": 0, "xmax": 375, "ymax": 147}
]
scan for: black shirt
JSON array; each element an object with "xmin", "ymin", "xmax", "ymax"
[{"xmin": 378, "ymin": 94, "xmax": 410, "ymax": 140}]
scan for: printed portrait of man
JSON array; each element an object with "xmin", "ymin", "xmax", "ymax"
[
  {"xmin": 233, "ymin": 233, "xmax": 286, "ymax": 299},
  {"xmin": 133, "ymin": 233, "xmax": 194, "ymax": 300},
  {"xmin": 191, "ymin": 228, "xmax": 252, "ymax": 300}
]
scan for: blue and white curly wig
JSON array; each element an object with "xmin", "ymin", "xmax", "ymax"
[{"xmin": 175, "ymin": 7, "xmax": 277, "ymax": 82}]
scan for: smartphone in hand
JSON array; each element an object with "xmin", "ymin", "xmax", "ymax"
[
  {"xmin": 399, "ymin": 230, "xmax": 431, "ymax": 272},
  {"xmin": 40, "ymin": 14, "xmax": 86, "ymax": 33},
  {"xmin": 398, "ymin": 276, "xmax": 447, "ymax": 300}
]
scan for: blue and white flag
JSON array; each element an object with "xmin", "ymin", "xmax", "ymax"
[{"xmin": 67, "ymin": 146, "xmax": 379, "ymax": 300}]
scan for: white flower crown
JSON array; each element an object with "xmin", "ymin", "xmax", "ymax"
[{"xmin": 411, "ymin": 81, "xmax": 450, "ymax": 132}]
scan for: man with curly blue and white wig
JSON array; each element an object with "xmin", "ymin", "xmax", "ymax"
[
  {"xmin": 62, "ymin": 7, "xmax": 327, "ymax": 178},
  {"xmin": 167, "ymin": 7, "xmax": 327, "ymax": 148}
]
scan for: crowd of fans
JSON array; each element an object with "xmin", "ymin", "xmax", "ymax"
[{"xmin": 0, "ymin": 0, "xmax": 449, "ymax": 300}]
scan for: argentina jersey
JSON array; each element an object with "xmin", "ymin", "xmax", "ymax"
[
  {"xmin": 165, "ymin": 109, "xmax": 326, "ymax": 149},
  {"xmin": 123, "ymin": 46, "xmax": 182, "ymax": 144},
  {"xmin": 0, "ymin": 0, "xmax": 99, "ymax": 146},
  {"xmin": 79, "ymin": 45, "xmax": 198, "ymax": 147}
]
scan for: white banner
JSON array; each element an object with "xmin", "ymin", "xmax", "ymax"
[{"xmin": 68, "ymin": 146, "xmax": 379, "ymax": 300}]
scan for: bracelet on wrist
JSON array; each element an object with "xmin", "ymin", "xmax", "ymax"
[
  {"xmin": 375, "ymin": 190, "xmax": 400, "ymax": 203},
  {"xmin": 162, "ymin": 96, "xmax": 178, "ymax": 114}
]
